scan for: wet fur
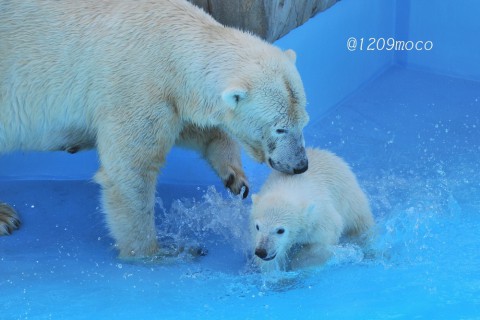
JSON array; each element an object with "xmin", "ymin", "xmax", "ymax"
[{"xmin": 251, "ymin": 148, "xmax": 375, "ymax": 271}]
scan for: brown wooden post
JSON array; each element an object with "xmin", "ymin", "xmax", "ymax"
[{"xmin": 189, "ymin": 0, "xmax": 338, "ymax": 42}]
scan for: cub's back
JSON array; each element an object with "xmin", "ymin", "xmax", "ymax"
[
  {"xmin": 306, "ymin": 148, "xmax": 373, "ymax": 235},
  {"xmin": 260, "ymin": 148, "xmax": 373, "ymax": 235},
  {"xmin": 261, "ymin": 148, "xmax": 355, "ymax": 196}
]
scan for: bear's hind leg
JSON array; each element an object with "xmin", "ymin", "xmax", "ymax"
[
  {"xmin": 0, "ymin": 203, "xmax": 21, "ymax": 235},
  {"xmin": 177, "ymin": 124, "xmax": 249, "ymax": 198}
]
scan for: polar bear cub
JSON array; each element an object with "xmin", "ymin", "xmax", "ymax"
[{"xmin": 251, "ymin": 148, "xmax": 374, "ymax": 271}]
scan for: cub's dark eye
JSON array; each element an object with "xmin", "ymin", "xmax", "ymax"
[
  {"xmin": 276, "ymin": 129, "xmax": 288, "ymax": 134},
  {"xmin": 277, "ymin": 228, "xmax": 285, "ymax": 235},
  {"xmin": 256, "ymin": 224, "xmax": 259, "ymax": 231}
]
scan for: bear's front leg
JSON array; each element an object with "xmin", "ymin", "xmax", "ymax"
[
  {"xmin": 177, "ymin": 124, "xmax": 249, "ymax": 198},
  {"xmin": 289, "ymin": 243, "xmax": 332, "ymax": 270},
  {"xmin": 95, "ymin": 107, "xmax": 179, "ymax": 258},
  {"xmin": 95, "ymin": 166, "xmax": 160, "ymax": 258}
]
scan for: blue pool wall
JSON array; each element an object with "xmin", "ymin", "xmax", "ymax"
[
  {"xmin": 1, "ymin": 0, "xmax": 479, "ymax": 187},
  {"xmin": 397, "ymin": 0, "xmax": 480, "ymax": 81}
]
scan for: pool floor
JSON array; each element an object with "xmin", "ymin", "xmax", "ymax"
[{"xmin": 1, "ymin": 67, "xmax": 479, "ymax": 319}]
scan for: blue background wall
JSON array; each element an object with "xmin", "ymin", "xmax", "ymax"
[
  {"xmin": 1, "ymin": 0, "xmax": 479, "ymax": 184},
  {"xmin": 397, "ymin": 0, "xmax": 480, "ymax": 81}
]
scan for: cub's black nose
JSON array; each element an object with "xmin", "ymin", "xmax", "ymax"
[{"xmin": 255, "ymin": 248, "xmax": 267, "ymax": 259}]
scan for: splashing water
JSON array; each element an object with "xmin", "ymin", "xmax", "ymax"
[
  {"xmin": 155, "ymin": 186, "xmax": 253, "ymax": 259},
  {"xmin": 151, "ymin": 170, "xmax": 475, "ymax": 275}
]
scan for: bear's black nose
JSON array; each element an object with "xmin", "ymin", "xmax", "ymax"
[
  {"xmin": 255, "ymin": 248, "xmax": 267, "ymax": 259},
  {"xmin": 293, "ymin": 160, "xmax": 308, "ymax": 174}
]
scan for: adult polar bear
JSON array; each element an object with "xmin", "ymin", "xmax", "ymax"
[{"xmin": 0, "ymin": 0, "xmax": 309, "ymax": 257}]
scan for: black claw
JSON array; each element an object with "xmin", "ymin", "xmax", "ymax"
[
  {"xmin": 225, "ymin": 173, "xmax": 235, "ymax": 189},
  {"xmin": 66, "ymin": 146, "xmax": 80, "ymax": 154},
  {"xmin": 188, "ymin": 246, "xmax": 208, "ymax": 257},
  {"xmin": 9, "ymin": 217, "xmax": 20, "ymax": 228},
  {"xmin": 242, "ymin": 185, "xmax": 249, "ymax": 199},
  {"xmin": 198, "ymin": 247, "xmax": 208, "ymax": 256}
]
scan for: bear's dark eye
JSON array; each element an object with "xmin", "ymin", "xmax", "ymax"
[
  {"xmin": 256, "ymin": 224, "xmax": 259, "ymax": 231},
  {"xmin": 276, "ymin": 129, "xmax": 288, "ymax": 134},
  {"xmin": 277, "ymin": 228, "xmax": 285, "ymax": 235}
]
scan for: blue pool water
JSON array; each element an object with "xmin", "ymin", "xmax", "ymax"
[
  {"xmin": 2, "ymin": 0, "xmax": 480, "ymax": 319},
  {"xmin": 2, "ymin": 66, "xmax": 479, "ymax": 319}
]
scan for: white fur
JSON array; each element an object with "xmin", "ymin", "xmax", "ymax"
[
  {"xmin": 251, "ymin": 148, "xmax": 375, "ymax": 271},
  {"xmin": 0, "ymin": 0, "xmax": 310, "ymax": 256}
]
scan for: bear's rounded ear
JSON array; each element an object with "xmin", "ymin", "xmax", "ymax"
[
  {"xmin": 284, "ymin": 49, "xmax": 297, "ymax": 64},
  {"xmin": 222, "ymin": 87, "xmax": 247, "ymax": 109}
]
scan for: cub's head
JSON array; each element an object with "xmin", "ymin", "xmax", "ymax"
[
  {"xmin": 250, "ymin": 193, "xmax": 312, "ymax": 263},
  {"xmin": 221, "ymin": 49, "xmax": 309, "ymax": 175}
]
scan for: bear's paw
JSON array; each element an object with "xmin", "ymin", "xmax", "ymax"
[{"xmin": 0, "ymin": 203, "xmax": 21, "ymax": 235}]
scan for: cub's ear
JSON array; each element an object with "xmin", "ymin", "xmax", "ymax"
[
  {"xmin": 222, "ymin": 87, "xmax": 247, "ymax": 109},
  {"xmin": 284, "ymin": 49, "xmax": 297, "ymax": 64}
]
